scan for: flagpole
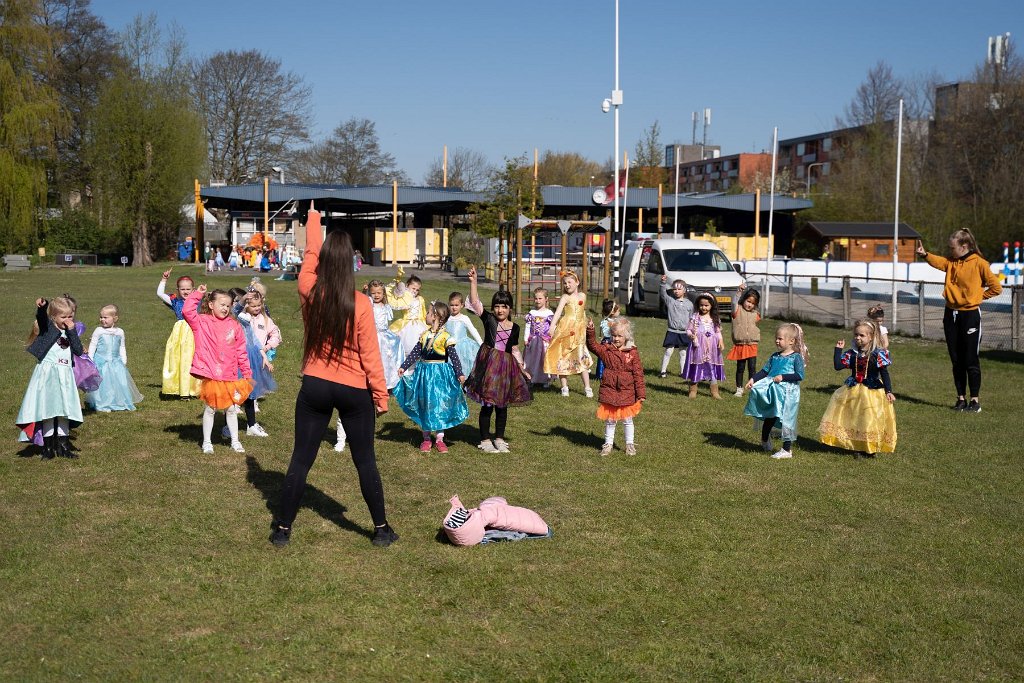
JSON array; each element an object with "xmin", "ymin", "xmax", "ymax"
[
  {"xmin": 764, "ymin": 126, "xmax": 778, "ymax": 315},
  {"xmin": 610, "ymin": 0, "xmax": 622, "ymax": 288},
  {"xmin": 892, "ymin": 98, "xmax": 904, "ymax": 325},
  {"xmin": 673, "ymin": 154, "xmax": 680, "ymax": 237},
  {"xmin": 622, "ymin": 150, "xmax": 629, "ymax": 247}
]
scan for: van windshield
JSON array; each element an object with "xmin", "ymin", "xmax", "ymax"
[{"xmin": 662, "ymin": 248, "xmax": 733, "ymax": 272}]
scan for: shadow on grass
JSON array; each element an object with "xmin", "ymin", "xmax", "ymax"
[
  {"xmin": 244, "ymin": 455, "xmax": 371, "ymax": 540},
  {"xmin": 164, "ymin": 422, "xmax": 207, "ymax": 444},
  {"xmin": 646, "ymin": 381, "xmax": 688, "ymax": 396},
  {"xmin": 703, "ymin": 430, "xmax": 846, "ymax": 456},
  {"xmin": 374, "ymin": 421, "xmax": 478, "ymax": 447},
  {"xmin": 807, "ymin": 385, "xmax": 945, "ymax": 407},
  {"xmin": 530, "ymin": 424, "xmax": 603, "ymax": 449},
  {"xmin": 981, "ymin": 348, "xmax": 1024, "ymax": 365}
]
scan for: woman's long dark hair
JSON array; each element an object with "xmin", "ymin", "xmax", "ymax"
[{"xmin": 303, "ymin": 229, "xmax": 356, "ymax": 367}]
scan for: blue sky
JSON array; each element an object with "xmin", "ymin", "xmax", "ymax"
[{"xmin": 91, "ymin": 0, "xmax": 1022, "ymax": 184}]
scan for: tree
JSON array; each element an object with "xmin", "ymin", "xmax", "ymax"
[
  {"xmin": 633, "ymin": 120, "xmax": 667, "ymax": 187},
  {"xmin": 744, "ymin": 166, "xmax": 793, "ymax": 195},
  {"xmin": 192, "ymin": 49, "xmax": 311, "ymax": 184},
  {"xmin": 535, "ymin": 150, "xmax": 603, "ymax": 186},
  {"xmin": 843, "ymin": 61, "xmax": 904, "ymax": 127},
  {"xmin": 85, "ymin": 15, "xmax": 205, "ymax": 266},
  {"xmin": 423, "ymin": 147, "xmax": 491, "ymax": 190},
  {"xmin": 290, "ymin": 117, "xmax": 407, "ymax": 185},
  {"xmin": 0, "ymin": 0, "xmax": 66, "ymax": 252},
  {"xmin": 39, "ymin": 0, "xmax": 119, "ymax": 206},
  {"xmin": 467, "ymin": 155, "xmax": 541, "ymax": 238}
]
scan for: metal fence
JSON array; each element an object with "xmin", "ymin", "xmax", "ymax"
[{"xmin": 742, "ymin": 273, "xmax": 1023, "ymax": 351}]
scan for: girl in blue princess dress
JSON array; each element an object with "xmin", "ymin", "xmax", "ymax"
[
  {"xmin": 86, "ymin": 305, "xmax": 143, "ymax": 412},
  {"xmin": 17, "ymin": 297, "xmax": 85, "ymax": 459},
  {"xmin": 743, "ymin": 322, "xmax": 808, "ymax": 460},
  {"xmin": 393, "ymin": 301, "xmax": 469, "ymax": 454},
  {"xmin": 445, "ymin": 291, "xmax": 482, "ymax": 378}
]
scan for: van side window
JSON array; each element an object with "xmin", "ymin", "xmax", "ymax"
[{"xmin": 647, "ymin": 251, "xmax": 662, "ymax": 274}]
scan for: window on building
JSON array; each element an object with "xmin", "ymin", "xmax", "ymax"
[
  {"xmin": 875, "ymin": 244, "xmax": 890, "ymax": 256},
  {"xmin": 823, "ymin": 137, "xmax": 832, "ymax": 152},
  {"xmin": 797, "ymin": 143, "xmax": 805, "ymax": 156}
]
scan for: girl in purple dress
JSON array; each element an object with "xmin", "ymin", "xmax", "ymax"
[
  {"xmin": 684, "ymin": 293, "xmax": 725, "ymax": 399},
  {"xmin": 522, "ymin": 287, "xmax": 554, "ymax": 387}
]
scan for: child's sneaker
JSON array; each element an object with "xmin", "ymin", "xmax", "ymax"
[
  {"xmin": 560, "ymin": 386, "xmax": 570, "ymax": 397},
  {"xmin": 761, "ymin": 440, "xmax": 774, "ymax": 453},
  {"xmin": 493, "ymin": 438, "xmax": 510, "ymax": 453},
  {"xmin": 659, "ymin": 372, "xmax": 667, "ymax": 379},
  {"xmin": 585, "ymin": 387, "xmax": 594, "ymax": 398},
  {"xmin": 246, "ymin": 423, "xmax": 269, "ymax": 437},
  {"xmin": 478, "ymin": 440, "xmax": 498, "ymax": 453},
  {"xmin": 600, "ymin": 443, "xmax": 614, "ymax": 457},
  {"xmin": 230, "ymin": 441, "xmax": 246, "ymax": 453},
  {"xmin": 734, "ymin": 387, "xmax": 744, "ymax": 397},
  {"xmin": 771, "ymin": 449, "xmax": 792, "ymax": 459},
  {"xmin": 625, "ymin": 443, "xmax": 637, "ymax": 456},
  {"xmin": 419, "ymin": 439, "xmax": 433, "ymax": 452},
  {"xmin": 201, "ymin": 442, "xmax": 214, "ymax": 454},
  {"xmin": 435, "ymin": 438, "xmax": 448, "ymax": 454}
]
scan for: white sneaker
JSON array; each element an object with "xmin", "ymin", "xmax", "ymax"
[
  {"xmin": 334, "ymin": 440, "xmax": 346, "ymax": 453},
  {"xmin": 771, "ymin": 449, "xmax": 792, "ymax": 459},
  {"xmin": 560, "ymin": 386, "xmax": 569, "ymax": 397},
  {"xmin": 221, "ymin": 425, "xmax": 231, "ymax": 439},
  {"xmin": 734, "ymin": 388, "xmax": 744, "ymax": 397},
  {"xmin": 761, "ymin": 440, "xmax": 774, "ymax": 453},
  {"xmin": 584, "ymin": 387, "xmax": 594, "ymax": 398},
  {"xmin": 201, "ymin": 442, "xmax": 214, "ymax": 454},
  {"xmin": 493, "ymin": 438, "xmax": 510, "ymax": 453},
  {"xmin": 599, "ymin": 443, "xmax": 614, "ymax": 457},
  {"xmin": 230, "ymin": 441, "xmax": 246, "ymax": 453},
  {"xmin": 246, "ymin": 423, "xmax": 269, "ymax": 437},
  {"xmin": 478, "ymin": 440, "xmax": 498, "ymax": 453}
]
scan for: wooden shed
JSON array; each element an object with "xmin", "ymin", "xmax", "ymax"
[{"xmin": 798, "ymin": 221, "xmax": 921, "ymax": 263}]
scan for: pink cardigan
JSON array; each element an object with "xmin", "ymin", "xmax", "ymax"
[{"xmin": 183, "ymin": 290, "xmax": 252, "ymax": 381}]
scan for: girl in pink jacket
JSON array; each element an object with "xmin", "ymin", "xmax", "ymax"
[{"xmin": 183, "ymin": 285, "xmax": 253, "ymax": 454}]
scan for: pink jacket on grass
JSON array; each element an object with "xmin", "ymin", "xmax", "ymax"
[
  {"xmin": 183, "ymin": 290, "xmax": 252, "ymax": 381},
  {"xmin": 442, "ymin": 495, "xmax": 549, "ymax": 546}
]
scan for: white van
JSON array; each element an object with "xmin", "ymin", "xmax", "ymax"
[{"xmin": 616, "ymin": 238, "xmax": 745, "ymax": 316}]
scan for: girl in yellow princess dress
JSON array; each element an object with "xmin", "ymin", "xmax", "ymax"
[{"xmin": 543, "ymin": 270, "xmax": 593, "ymax": 398}]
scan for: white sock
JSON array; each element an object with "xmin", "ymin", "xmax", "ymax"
[
  {"xmin": 604, "ymin": 419, "xmax": 616, "ymax": 445},
  {"xmin": 661, "ymin": 348, "xmax": 673, "ymax": 373},
  {"xmin": 336, "ymin": 420, "xmax": 347, "ymax": 443},
  {"xmin": 202, "ymin": 406, "xmax": 216, "ymax": 443},
  {"xmin": 56, "ymin": 417, "xmax": 69, "ymax": 437},
  {"xmin": 623, "ymin": 417, "xmax": 635, "ymax": 444},
  {"xmin": 226, "ymin": 405, "xmax": 240, "ymax": 441},
  {"xmin": 679, "ymin": 349, "xmax": 687, "ymax": 373},
  {"xmin": 436, "ymin": 431, "xmax": 445, "ymax": 442}
]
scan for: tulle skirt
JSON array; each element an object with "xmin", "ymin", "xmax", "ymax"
[
  {"xmin": 744, "ymin": 377, "xmax": 801, "ymax": 442},
  {"xmin": 162, "ymin": 320, "xmax": 201, "ymax": 397},
  {"xmin": 17, "ymin": 358, "xmax": 84, "ymax": 441},
  {"xmin": 453, "ymin": 337, "xmax": 481, "ymax": 378},
  {"xmin": 398, "ymin": 321, "xmax": 428, "ymax": 356},
  {"xmin": 246, "ymin": 346, "xmax": 277, "ymax": 400},
  {"xmin": 86, "ymin": 356, "xmax": 143, "ymax": 411},
  {"xmin": 597, "ymin": 401, "xmax": 642, "ymax": 421},
  {"xmin": 522, "ymin": 336, "xmax": 551, "ymax": 384},
  {"xmin": 819, "ymin": 384, "xmax": 897, "ymax": 454},
  {"xmin": 464, "ymin": 345, "xmax": 532, "ymax": 408},
  {"xmin": 393, "ymin": 361, "xmax": 468, "ymax": 432},
  {"xmin": 199, "ymin": 378, "xmax": 253, "ymax": 410},
  {"xmin": 727, "ymin": 343, "xmax": 758, "ymax": 361},
  {"xmin": 378, "ymin": 329, "xmax": 405, "ymax": 390}
]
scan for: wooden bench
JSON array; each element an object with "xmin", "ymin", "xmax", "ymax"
[{"xmin": 3, "ymin": 254, "xmax": 31, "ymax": 271}]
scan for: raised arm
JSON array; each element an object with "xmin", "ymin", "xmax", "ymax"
[
  {"xmin": 297, "ymin": 214, "xmax": 323, "ymax": 305},
  {"xmin": 157, "ymin": 273, "xmax": 173, "ymax": 307},
  {"xmin": 549, "ymin": 294, "xmax": 569, "ymax": 330},
  {"xmin": 182, "ymin": 287, "xmax": 205, "ymax": 331},
  {"xmin": 466, "ymin": 267, "xmax": 484, "ymax": 316}
]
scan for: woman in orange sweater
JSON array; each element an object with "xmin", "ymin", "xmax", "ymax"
[
  {"xmin": 271, "ymin": 205, "xmax": 397, "ymax": 548},
  {"xmin": 917, "ymin": 228, "xmax": 1001, "ymax": 413}
]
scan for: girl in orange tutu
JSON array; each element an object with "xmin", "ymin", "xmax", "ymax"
[
  {"xmin": 585, "ymin": 317, "xmax": 645, "ymax": 456},
  {"xmin": 183, "ymin": 284, "xmax": 253, "ymax": 454}
]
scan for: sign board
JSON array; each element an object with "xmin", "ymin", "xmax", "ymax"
[
  {"xmin": 120, "ymin": 256, "xmax": 129, "ymax": 265},
  {"xmin": 64, "ymin": 255, "xmax": 72, "ymax": 263}
]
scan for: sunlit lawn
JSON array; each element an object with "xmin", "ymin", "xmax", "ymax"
[{"xmin": 1, "ymin": 263, "xmax": 1021, "ymax": 681}]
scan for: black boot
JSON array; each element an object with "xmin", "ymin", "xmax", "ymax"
[
  {"xmin": 56, "ymin": 433, "xmax": 77, "ymax": 459},
  {"xmin": 40, "ymin": 435, "xmax": 56, "ymax": 460}
]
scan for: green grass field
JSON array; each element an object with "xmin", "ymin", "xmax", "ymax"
[{"xmin": 1, "ymin": 264, "xmax": 1021, "ymax": 681}]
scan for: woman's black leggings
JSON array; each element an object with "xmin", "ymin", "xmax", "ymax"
[
  {"xmin": 479, "ymin": 405, "xmax": 508, "ymax": 440},
  {"xmin": 276, "ymin": 375, "xmax": 387, "ymax": 528},
  {"xmin": 943, "ymin": 307, "xmax": 982, "ymax": 398},
  {"xmin": 735, "ymin": 358, "xmax": 756, "ymax": 388}
]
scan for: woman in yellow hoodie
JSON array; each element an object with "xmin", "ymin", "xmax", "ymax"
[{"xmin": 917, "ymin": 229, "xmax": 1001, "ymax": 413}]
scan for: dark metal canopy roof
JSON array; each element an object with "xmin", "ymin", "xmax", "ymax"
[
  {"xmin": 200, "ymin": 182, "xmax": 487, "ymax": 214},
  {"xmin": 540, "ymin": 186, "xmax": 813, "ymax": 214},
  {"xmin": 805, "ymin": 221, "xmax": 921, "ymax": 239}
]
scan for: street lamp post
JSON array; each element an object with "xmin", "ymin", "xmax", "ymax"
[
  {"xmin": 602, "ymin": 0, "xmax": 623, "ymax": 289},
  {"xmin": 272, "ymin": 166, "xmax": 285, "ymax": 184}
]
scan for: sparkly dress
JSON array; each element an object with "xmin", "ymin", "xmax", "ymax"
[
  {"xmin": 373, "ymin": 300, "xmax": 404, "ymax": 390},
  {"xmin": 683, "ymin": 314, "xmax": 725, "ymax": 382},
  {"xmin": 522, "ymin": 308, "xmax": 553, "ymax": 384},
  {"xmin": 743, "ymin": 352, "xmax": 804, "ymax": 442},
  {"xmin": 463, "ymin": 299, "xmax": 532, "ymax": 408},
  {"xmin": 543, "ymin": 294, "xmax": 593, "ymax": 376},
  {"xmin": 819, "ymin": 348, "xmax": 897, "ymax": 454},
  {"xmin": 393, "ymin": 328, "xmax": 469, "ymax": 432},
  {"xmin": 85, "ymin": 327, "xmax": 143, "ymax": 411}
]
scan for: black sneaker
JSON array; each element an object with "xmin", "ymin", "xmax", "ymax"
[
  {"xmin": 269, "ymin": 521, "xmax": 291, "ymax": 547},
  {"xmin": 964, "ymin": 401, "xmax": 981, "ymax": 413},
  {"xmin": 372, "ymin": 524, "xmax": 399, "ymax": 547},
  {"xmin": 952, "ymin": 399, "xmax": 967, "ymax": 411}
]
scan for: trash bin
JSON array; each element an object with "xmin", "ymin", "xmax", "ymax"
[{"xmin": 369, "ymin": 247, "xmax": 384, "ymax": 267}]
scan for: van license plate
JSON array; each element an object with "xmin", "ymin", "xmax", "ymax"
[{"xmin": 716, "ymin": 296, "xmax": 731, "ymax": 305}]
